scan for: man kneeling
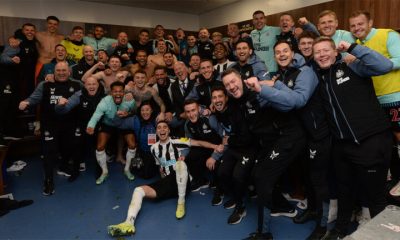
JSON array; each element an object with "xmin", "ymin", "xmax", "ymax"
[{"xmin": 107, "ymin": 121, "xmax": 222, "ymax": 236}]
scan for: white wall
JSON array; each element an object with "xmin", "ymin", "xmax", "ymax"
[
  {"xmin": 0, "ymin": 0, "xmax": 199, "ymax": 31},
  {"xmin": 199, "ymin": 0, "xmax": 333, "ymax": 28}
]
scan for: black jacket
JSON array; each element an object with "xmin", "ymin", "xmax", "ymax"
[{"xmin": 316, "ymin": 44, "xmax": 392, "ymax": 143}]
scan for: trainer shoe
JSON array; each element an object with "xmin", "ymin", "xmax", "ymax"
[
  {"xmin": 108, "ymin": 222, "xmax": 135, "ymax": 237},
  {"xmin": 223, "ymin": 199, "xmax": 236, "ymax": 209},
  {"xmin": 176, "ymin": 203, "xmax": 185, "ymax": 219},
  {"xmin": 79, "ymin": 162, "xmax": 86, "ymax": 172},
  {"xmin": 270, "ymin": 207, "xmax": 297, "ymax": 218},
  {"xmin": 293, "ymin": 209, "xmax": 317, "ymax": 224},
  {"xmin": 228, "ymin": 206, "xmax": 246, "ymax": 224},
  {"xmin": 42, "ymin": 179, "xmax": 55, "ymax": 196},
  {"xmin": 190, "ymin": 179, "xmax": 209, "ymax": 192},
  {"xmin": 124, "ymin": 170, "xmax": 135, "ymax": 181},
  {"xmin": 57, "ymin": 169, "xmax": 71, "ymax": 177},
  {"xmin": 211, "ymin": 189, "xmax": 224, "ymax": 206},
  {"xmin": 96, "ymin": 173, "xmax": 108, "ymax": 185}
]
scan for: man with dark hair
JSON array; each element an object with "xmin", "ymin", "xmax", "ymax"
[
  {"xmin": 61, "ymin": 26, "xmax": 85, "ymax": 64},
  {"xmin": 37, "ymin": 44, "xmax": 75, "ymax": 83},
  {"xmin": 84, "ymin": 25, "xmax": 134, "ymax": 57},
  {"xmin": 107, "ymin": 120, "xmax": 220, "ymax": 237},
  {"xmin": 0, "ymin": 22, "xmax": 38, "ymax": 139},
  {"xmin": 129, "ymin": 29, "xmax": 153, "ymax": 63},
  {"xmin": 151, "ymin": 24, "xmax": 179, "ymax": 55},
  {"xmin": 86, "ymin": 81, "xmax": 137, "ymax": 184},
  {"xmin": 183, "ymin": 99, "xmax": 223, "ymax": 192},
  {"xmin": 211, "ymin": 85, "xmax": 255, "ymax": 224},
  {"xmin": 231, "ymin": 39, "xmax": 270, "ymax": 81},
  {"xmin": 222, "ymin": 64, "xmax": 314, "ymax": 239},
  {"xmin": 250, "ymin": 10, "xmax": 281, "ymax": 74},
  {"xmin": 186, "ymin": 59, "xmax": 223, "ymax": 110}
]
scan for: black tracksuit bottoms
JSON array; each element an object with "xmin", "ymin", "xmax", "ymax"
[{"xmin": 333, "ymin": 130, "xmax": 392, "ymax": 234}]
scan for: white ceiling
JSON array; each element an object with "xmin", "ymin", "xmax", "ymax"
[{"xmin": 78, "ymin": 0, "xmax": 242, "ymax": 15}]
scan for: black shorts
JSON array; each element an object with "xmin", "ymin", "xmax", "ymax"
[
  {"xmin": 149, "ymin": 171, "xmax": 190, "ymax": 200},
  {"xmin": 98, "ymin": 122, "xmax": 135, "ymax": 136},
  {"xmin": 381, "ymin": 101, "xmax": 400, "ymax": 132}
]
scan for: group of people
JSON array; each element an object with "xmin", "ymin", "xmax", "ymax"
[{"xmin": 1, "ymin": 7, "xmax": 400, "ymax": 240}]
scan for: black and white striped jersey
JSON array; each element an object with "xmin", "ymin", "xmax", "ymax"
[{"xmin": 150, "ymin": 137, "xmax": 191, "ymax": 176}]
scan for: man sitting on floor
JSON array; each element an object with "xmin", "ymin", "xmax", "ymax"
[{"xmin": 107, "ymin": 121, "xmax": 222, "ymax": 237}]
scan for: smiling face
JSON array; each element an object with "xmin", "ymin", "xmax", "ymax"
[
  {"xmin": 72, "ymin": 28, "xmax": 84, "ymax": 41},
  {"xmin": 313, "ymin": 40, "xmax": 338, "ymax": 69},
  {"xmin": 138, "ymin": 31, "xmax": 149, "ymax": 44},
  {"xmin": 274, "ymin": 42, "xmax": 294, "ymax": 69},
  {"xmin": 22, "ymin": 25, "xmax": 36, "ymax": 40},
  {"xmin": 55, "ymin": 45, "xmax": 67, "ymax": 61},
  {"xmin": 199, "ymin": 60, "xmax": 213, "ymax": 81},
  {"xmin": 54, "ymin": 62, "xmax": 70, "ymax": 82},
  {"xmin": 163, "ymin": 52, "xmax": 174, "ymax": 67},
  {"xmin": 213, "ymin": 44, "xmax": 228, "ymax": 61},
  {"xmin": 117, "ymin": 32, "xmax": 128, "ymax": 45},
  {"xmin": 174, "ymin": 62, "xmax": 188, "ymax": 81},
  {"xmin": 236, "ymin": 42, "xmax": 252, "ymax": 65},
  {"xmin": 94, "ymin": 26, "xmax": 105, "ymax": 39},
  {"xmin": 299, "ymin": 37, "xmax": 314, "ymax": 58},
  {"xmin": 156, "ymin": 122, "xmax": 170, "ymax": 142},
  {"xmin": 184, "ymin": 102, "xmax": 200, "ymax": 123},
  {"xmin": 211, "ymin": 89, "xmax": 228, "ymax": 112},
  {"xmin": 111, "ymin": 85, "xmax": 124, "ymax": 105},
  {"xmin": 198, "ymin": 28, "xmax": 210, "ymax": 42},
  {"xmin": 140, "ymin": 104, "xmax": 153, "ymax": 121},
  {"xmin": 189, "ymin": 55, "xmax": 201, "ymax": 71},
  {"xmin": 47, "ymin": 19, "xmax": 59, "ymax": 34},
  {"xmin": 253, "ymin": 12, "xmax": 266, "ymax": 30},
  {"xmin": 84, "ymin": 77, "xmax": 99, "ymax": 96},
  {"xmin": 318, "ymin": 14, "xmax": 338, "ymax": 37},
  {"xmin": 134, "ymin": 72, "xmax": 147, "ymax": 89},
  {"xmin": 154, "ymin": 68, "xmax": 167, "ymax": 85},
  {"xmin": 279, "ymin": 14, "xmax": 295, "ymax": 33},
  {"xmin": 108, "ymin": 57, "xmax": 122, "ymax": 71},
  {"xmin": 187, "ymin": 35, "xmax": 197, "ymax": 47},
  {"xmin": 222, "ymin": 71, "xmax": 243, "ymax": 99},
  {"xmin": 349, "ymin": 14, "xmax": 373, "ymax": 40},
  {"xmin": 136, "ymin": 50, "xmax": 148, "ymax": 67},
  {"xmin": 83, "ymin": 45, "xmax": 94, "ymax": 62},
  {"xmin": 227, "ymin": 24, "xmax": 239, "ymax": 38}
]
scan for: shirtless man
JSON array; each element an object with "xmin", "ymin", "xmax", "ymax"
[
  {"xmin": 125, "ymin": 70, "xmax": 165, "ymax": 122},
  {"xmin": 126, "ymin": 50, "xmax": 155, "ymax": 84},
  {"xmin": 147, "ymin": 40, "xmax": 177, "ymax": 67},
  {"xmin": 9, "ymin": 16, "xmax": 64, "ymax": 81},
  {"xmin": 82, "ymin": 55, "xmax": 129, "ymax": 92}
]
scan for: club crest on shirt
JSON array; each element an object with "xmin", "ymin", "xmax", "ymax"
[
  {"xmin": 245, "ymin": 71, "xmax": 250, "ymax": 78},
  {"xmin": 78, "ymin": 71, "xmax": 83, "ymax": 74},
  {"xmin": 287, "ymin": 79, "xmax": 294, "ymax": 88},
  {"xmin": 83, "ymin": 102, "xmax": 88, "ymax": 108},
  {"xmin": 3, "ymin": 84, "xmax": 12, "ymax": 94},
  {"xmin": 200, "ymin": 91, "xmax": 205, "ymax": 96},
  {"xmin": 50, "ymin": 88, "xmax": 56, "ymax": 95},
  {"xmin": 336, "ymin": 69, "xmax": 344, "ymax": 78},
  {"xmin": 69, "ymin": 87, "xmax": 74, "ymax": 92}
]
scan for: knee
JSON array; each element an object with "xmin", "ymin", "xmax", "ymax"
[{"xmin": 176, "ymin": 160, "xmax": 187, "ymax": 173}]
